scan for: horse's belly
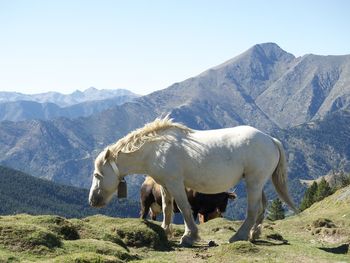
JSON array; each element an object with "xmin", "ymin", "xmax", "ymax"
[{"xmin": 183, "ymin": 164, "xmax": 243, "ymax": 194}]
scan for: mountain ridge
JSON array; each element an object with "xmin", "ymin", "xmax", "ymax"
[
  {"xmin": 0, "ymin": 42, "xmax": 349, "ymax": 199},
  {"xmin": 0, "ymin": 94, "xmax": 138, "ymax": 121},
  {"xmin": 0, "ymin": 87, "xmax": 139, "ymax": 107},
  {"xmin": 256, "ymin": 52, "xmax": 350, "ymax": 127}
]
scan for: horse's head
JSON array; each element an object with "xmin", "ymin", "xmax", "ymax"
[{"xmin": 89, "ymin": 148, "xmax": 121, "ymax": 208}]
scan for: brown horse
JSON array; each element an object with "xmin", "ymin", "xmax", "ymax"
[{"xmin": 140, "ymin": 176, "xmax": 236, "ymax": 222}]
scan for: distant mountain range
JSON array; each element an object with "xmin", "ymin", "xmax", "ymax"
[
  {"xmin": 0, "ymin": 43, "xmax": 349, "ymax": 204},
  {"xmin": 0, "ymin": 87, "xmax": 138, "ymax": 106},
  {"xmin": 0, "ymin": 165, "xmax": 140, "ymax": 218},
  {"xmin": 0, "ymin": 95, "xmax": 138, "ymax": 122},
  {"xmin": 0, "ymin": 88, "xmax": 139, "ymax": 121}
]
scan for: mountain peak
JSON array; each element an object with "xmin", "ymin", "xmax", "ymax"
[
  {"xmin": 252, "ymin": 42, "xmax": 281, "ymax": 50},
  {"xmin": 247, "ymin": 42, "xmax": 295, "ymax": 61},
  {"xmin": 211, "ymin": 43, "xmax": 295, "ymax": 73},
  {"xmin": 85, "ymin": 87, "xmax": 98, "ymax": 91}
]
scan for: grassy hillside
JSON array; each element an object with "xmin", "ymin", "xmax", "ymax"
[
  {"xmin": 0, "ymin": 186, "xmax": 349, "ymax": 262},
  {"xmin": 0, "ymin": 166, "xmax": 140, "ymax": 218}
]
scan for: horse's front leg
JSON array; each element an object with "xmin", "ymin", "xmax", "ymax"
[
  {"xmin": 160, "ymin": 186, "xmax": 173, "ymax": 236},
  {"xmin": 165, "ymin": 182, "xmax": 199, "ymax": 247}
]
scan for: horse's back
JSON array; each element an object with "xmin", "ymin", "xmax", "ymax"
[
  {"xmin": 192, "ymin": 125, "xmax": 268, "ymax": 143},
  {"xmin": 178, "ymin": 126, "xmax": 280, "ymax": 193},
  {"xmin": 187, "ymin": 126, "xmax": 277, "ymax": 161}
]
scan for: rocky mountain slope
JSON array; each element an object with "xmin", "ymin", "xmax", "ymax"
[
  {"xmin": 0, "ymin": 43, "xmax": 349, "ymax": 197},
  {"xmin": 278, "ymin": 109, "xmax": 350, "ymax": 181},
  {"xmin": 256, "ymin": 53, "xmax": 350, "ymax": 128}
]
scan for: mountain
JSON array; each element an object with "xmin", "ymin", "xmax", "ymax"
[
  {"xmin": 0, "ymin": 43, "xmax": 349, "ymax": 200},
  {"xmin": 0, "ymin": 87, "xmax": 138, "ymax": 107},
  {"xmin": 256, "ymin": 53, "xmax": 350, "ymax": 128},
  {"xmin": 279, "ymin": 109, "xmax": 350, "ymax": 181},
  {"xmin": 134, "ymin": 42, "xmax": 295, "ymax": 131},
  {"xmin": 0, "ymin": 165, "xmax": 140, "ymax": 218},
  {"xmin": 0, "ymin": 94, "xmax": 138, "ymax": 121}
]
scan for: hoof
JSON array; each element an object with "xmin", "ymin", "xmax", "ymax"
[
  {"xmin": 180, "ymin": 235, "xmax": 194, "ymax": 247},
  {"xmin": 249, "ymin": 227, "xmax": 262, "ymax": 241},
  {"xmin": 229, "ymin": 234, "xmax": 248, "ymax": 243}
]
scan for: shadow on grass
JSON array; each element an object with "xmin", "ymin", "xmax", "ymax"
[
  {"xmin": 319, "ymin": 243, "xmax": 349, "ymax": 254},
  {"xmin": 169, "ymin": 238, "xmax": 216, "ymax": 249},
  {"xmin": 252, "ymin": 239, "xmax": 290, "ymax": 246}
]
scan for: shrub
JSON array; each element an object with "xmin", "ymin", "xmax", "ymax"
[
  {"xmin": 315, "ymin": 178, "xmax": 333, "ymax": 202},
  {"xmin": 300, "ymin": 182, "xmax": 317, "ymax": 211},
  {"xmin": 267, "ymin": 198, "xmax": 285, "ymax": 221},
  {"xmin": 300, "ymin": 178, "xmax": 333, "ymax": 211}
]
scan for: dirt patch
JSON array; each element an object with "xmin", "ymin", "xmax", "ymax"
[
  {"xmin": 307, "ymin": 218, "xmax": 349, "ymax": 243},
  {"xmin": 312, "ymin": 218, "xmax": 336, "ymax": 228},
  {"xmin": 193, "ymin": 247, "xmax": 213, "ymax": 260},
  {"xmin": 212, "ymin": 225, "xmax": 236, "ymax": 233},
  {"xmin": 307, "ymin": 218, "xmax": 337, "ymax": 236}
]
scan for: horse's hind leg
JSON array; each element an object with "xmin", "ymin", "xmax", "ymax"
[
  {"xmin": 229, "ymin": 181, "xmax": 264, "ymax": 242},
  {"xmin": 250, "ymin": 191, "xmax": 267, "ymax": 241}
]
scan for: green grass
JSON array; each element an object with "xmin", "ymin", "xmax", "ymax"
[
  {"xmin": 0, "ymin": 214, "xmax": 164, "ymax": 262},
  {"xmin": 0, "ymin": 186, "xmax": 349, "ymax": 262}
]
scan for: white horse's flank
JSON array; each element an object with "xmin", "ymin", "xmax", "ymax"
[{"xmin": 89, "ymin": 117, "xmax": 297, "ymax": 246}]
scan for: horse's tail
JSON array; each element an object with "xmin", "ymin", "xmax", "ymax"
[{"xmin": 271, "ymin": 138, "xmax": 299, "ymax": 213}]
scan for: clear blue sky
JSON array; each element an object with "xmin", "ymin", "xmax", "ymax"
[{"xmin": 0, "ymin": 0, "xmax": 349, "ymax": 95}]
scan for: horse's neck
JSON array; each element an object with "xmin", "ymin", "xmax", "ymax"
[
  {"xmin": 117, "ymin": 149, "xmax": 148, "ymax": 175},
  {"xmin": 116, "ymin": 131, "xmax": 182, "ymax": 176}
]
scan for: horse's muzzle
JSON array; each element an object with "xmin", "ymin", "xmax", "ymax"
[{"xmin": 89, "ymin": 194, "xmax": 105, "ymax": 208}]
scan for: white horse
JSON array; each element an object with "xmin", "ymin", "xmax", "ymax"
[{"xmin": 89, "ymin": 116, "xmax": 297, "ymax": 246}]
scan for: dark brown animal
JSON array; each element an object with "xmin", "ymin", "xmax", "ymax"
[
  {"xmin": 198, "ymin": 208, "xmax": 222, "ymax": 224},
  {"xmin": 140, "ymin": 176, "xmax": 236, "ymax": 222}
]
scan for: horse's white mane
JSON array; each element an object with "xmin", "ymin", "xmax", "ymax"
[{"xmin": 109, "ymin": 116, "xmax": 193, "ymax": 156}]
